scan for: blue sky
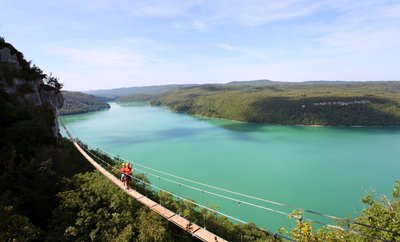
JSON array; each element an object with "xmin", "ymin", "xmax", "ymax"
[{"xmin": 1, "ymin": 0, "xmax": 399, "ymax": 91}]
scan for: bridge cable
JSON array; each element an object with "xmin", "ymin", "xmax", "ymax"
[
  {"xmin": 58, "ymin": 115, "xmax": 394, "ymax": 241},
  {"xmin": 77, "ymin": 141, "xmax": 389, "ymax": 242},
  {"xmin": 83, "ymin": 140, "xmax": 398, "ymax": 235},
  {"xmin": 76, "ymin": 141, "xmax": 294, "ymax": 241},
  {"xmin": 75, "ymin": 137, "xmax": 396, "ymax": 236}
]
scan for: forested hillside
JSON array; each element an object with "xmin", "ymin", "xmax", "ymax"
[
  {"xmin": 60, "ymin": 91, "xmax": 110, "ymax": 115},
  {"xmin": 153, "ymin": 81, "xmax": 400, "ymax": 126}
]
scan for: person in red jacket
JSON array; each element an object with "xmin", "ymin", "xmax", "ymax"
[{"xmin": 120, "ymin": 163, "xmax": 133, "ymax": 190}]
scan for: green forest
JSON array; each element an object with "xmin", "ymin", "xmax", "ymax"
[
  {"xmin": 153, "ymin": 81, "xmax": 400, "ymax": 126},
  {"xmin": 1, "ymin": 38, "xmax": 400, "ymax": 241},
  {"xmin": 60, "ymin": 91, "xmax": 111, "ymax": 115}
]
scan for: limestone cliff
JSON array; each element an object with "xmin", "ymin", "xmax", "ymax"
[{"xmin": 0, "ymin": 39, "xmax": 64, "ymax": 137}]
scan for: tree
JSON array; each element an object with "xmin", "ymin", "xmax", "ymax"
[
  {"xmin": 0, "ymin": 193, "xmax": 41, "ymax": 242},
  {"xmin": 281, "ymin": 182, "xmax": 400, "ymax": 241},
  {"xmin": 45, "ymin": 72, "xmax": 63, "ymax": 90}
]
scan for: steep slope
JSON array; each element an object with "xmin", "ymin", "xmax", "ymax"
[
  {"xmin": 0, "ymin": 38, "xmax": 93, "ymax": 241},
  {"xmin": 60, "ymin": 91, "xmax": 110, "ymax": 115}
]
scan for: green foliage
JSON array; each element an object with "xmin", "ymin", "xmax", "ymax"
[
  {"xmin": 0, "ymin": 88, "xmax": 93, "ymax": 239},
  {"xmin": 47, "ymin": 172, "xmax": 143, "ymax": 241},
  {"xmin": 0, "ymin": 39, "xmax": 47, "ymax": 83},
  {"xmin": 45, "ymin": 72, "xmax": 63, "ymax": 90},
  {"xmin": 352, "ymin": 181, "xmax": 400, "ymax": 241},
  {"xmin": 280, "ymin": 183, "xmax": 400, "ymax": 241},
  {"xmin": 47, "ymin": 171, "xmax": 191, "ymax": 242},
  {"xmin": 154, "ymin": 82, "xmax": 400, "ymax": 126},
  {"xmin": 0, "ymin": 90, "xmax": 55, "ymax": 165},
  {"xmin": 0, "ymin": 193, "xmax": 41, "ymax": 242},
  {"xmin": 135, "ymin": 208, "xmax": 170, "ymax": 242},
  {"xmin": 60, "ymin": 91, "xmax": 111, "ymax": 115},
  {"xmin": 47, "ymin": 167, "xmax": 275, "ymax": 242}
]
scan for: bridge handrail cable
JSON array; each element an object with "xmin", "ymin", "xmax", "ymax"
[
  {"xmin": 58, "ymin": 115, "xmax": 394, "ymax": 240},
  {"xmin": 78, "ymin": 142, "xmax": 389, "ymax": 242},
  {"xmin": 80, "ymin": 139, "xmax": 395, "ymax": 236},
  {"xmin": 76, "ymin": 141, "xmax": 296, "ymax": 241}
]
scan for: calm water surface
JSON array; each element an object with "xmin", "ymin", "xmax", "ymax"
[{"xmin": 61, "ymin": 102, "xmax": 400, "ymax": 231}]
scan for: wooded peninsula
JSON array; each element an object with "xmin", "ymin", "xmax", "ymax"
[{"xmin": 59, "ymin": 91, "xmax": 110, "ymax": 115}]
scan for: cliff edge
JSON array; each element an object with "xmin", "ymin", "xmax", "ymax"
[{"xmin": 0, "ymin": 38, "xmax": 64, "ymax": 136}]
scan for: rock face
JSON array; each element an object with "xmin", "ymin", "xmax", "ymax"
[
  {"xmin": 39, "ymin": 84, "xmax": 64, "ymax": 137},
  {"xmin": 0, "ymin": 45, "xmax": 64, "ymax": 137},
  {"xmin": 39, "ymin": 84, "xmax": 64, "ymax": 109},
  {"xmin": 0, "ymin": 47, "xmax": 20, "ymax": 69}
]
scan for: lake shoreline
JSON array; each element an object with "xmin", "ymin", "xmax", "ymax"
[
  {"xmin": 61, "ymin": 102, "xmax": 400, "ymax": 232},
  {"xmin": 155, "ymin": 104, "xmax": 395, "ymax": 128}
]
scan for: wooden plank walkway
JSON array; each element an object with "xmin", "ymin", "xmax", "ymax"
[{"xmin": 72, "ymin": 141, "xmax": 227, "ymax": 242}]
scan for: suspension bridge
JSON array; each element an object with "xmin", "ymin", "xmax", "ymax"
[{"xmin": 58, "ymin": 115, "xmax": 394, "ymax": 242}]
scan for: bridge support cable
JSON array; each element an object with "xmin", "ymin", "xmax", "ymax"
[
  {"xmin": 58, "ymin": 115, "xmax": 233, "ymax": 241},
  {"xmin": 58, "ymin": 115, "xmax": 293, "ymax": 241},
  {"xmin": 74, "ymin": 137, "xmax": 295, "ymax": 241},
  {"xmin": 75, "ymin": 143, "xmax": 392, "ymax": 241},
  {"xmin": 75, "ymin": 136, "xmax": 397, "ymax": 237},
  {"xmin": 57, "ymin": 115, "xmax": 393, "ymax": 241},
  {"xmin": 77, "ymin": 140, "xmax": 392, "ymax": 242},
  {"xmin": 72, "ymin": 140, "xmax": 229, "ymax": 242}
]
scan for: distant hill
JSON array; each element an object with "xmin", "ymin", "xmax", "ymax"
[
  {"xmin": 226, "ymin": 79, "xmax": 276, "ymax": 86},
  {"xmin": 60, "ymin": 91, "xmax": 110, "ymax": 115},
  {"xmin": 152, "ymin": 81, "xmax": 400, "ymax": 126},
  {"xmin": 86, "ymin": 84, "xmax": 198, "ymax": 100},
  {"xmin": 115, "ymin": 93, "xmax": 157, "ymax": 102}
]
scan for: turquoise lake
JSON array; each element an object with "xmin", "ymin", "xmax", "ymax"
[{"xmin": 61, "ymin": 102, "xmax": 400, "ymax": 232}]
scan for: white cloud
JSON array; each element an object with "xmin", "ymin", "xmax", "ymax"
[
  {"xmin": 45, "ymin": 0, "xmax": 328, "ymax": 29},
  {"xmin": 217, "ymin": 43, "xmax": 272, "ymax": 61},
  {"xmin": 192, "ymin": 20, "xmax": 209, "ymax": 32},
  {"xmin": 164, "ymin": 0, "xmax": 330, "ymax": 31},
  {"xmin": 297, "ymin": 1, "xmax": 400, "ymax": 55},
  {"xmin": 41, "ymin": 37, "xmax": 178, "ymax": 90},
  {"xmin": 204, "ymin": 0, "xmax": 327, "ymax": 26},
  {"xmin": 49, "ymin": 0, "xmax": 200, "ymax": 17},
  {"xmin": 218, "ymin": 44, "xmax": 236, "ymax": 51},
  {"xmin": 46, "ymin": 38, "xmax": 171, "ymax": 67}
]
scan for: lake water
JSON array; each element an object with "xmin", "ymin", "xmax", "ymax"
[{"xmin": 61, "ymin": 102, "xmax": 400, "ymax": 232}]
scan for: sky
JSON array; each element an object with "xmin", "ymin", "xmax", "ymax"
[{"xmin": 1, "ymin": 0, "xmax": 399, "ymax": 91}]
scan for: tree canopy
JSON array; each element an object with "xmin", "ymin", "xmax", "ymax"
[
  {"xmin": 153, "ymin": 82, "xmax": 400, "ymax": 126},
  {"xmin": 60, "ymin": 91, "xmax": 111, "ymax": 115}
]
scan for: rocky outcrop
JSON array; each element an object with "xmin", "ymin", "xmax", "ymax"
[
  {"xmin": 0, "ymin": 47, "xmax": 20, "ymax": 69},
  {"xmin": 39, "ymin": 84, "xmax": 64, "ymax": 109},
  {"xmin": 39, "ymin": 84, "xmax": 64, "ymax": 137},
  {"xmin": 0, "ymin": 45, "xmax": 64, "ymax": 137}
]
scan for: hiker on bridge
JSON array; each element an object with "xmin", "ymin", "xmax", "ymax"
[{"xmin": 120, "ymin": 163, "xmax": 133, "ymax": 190}]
